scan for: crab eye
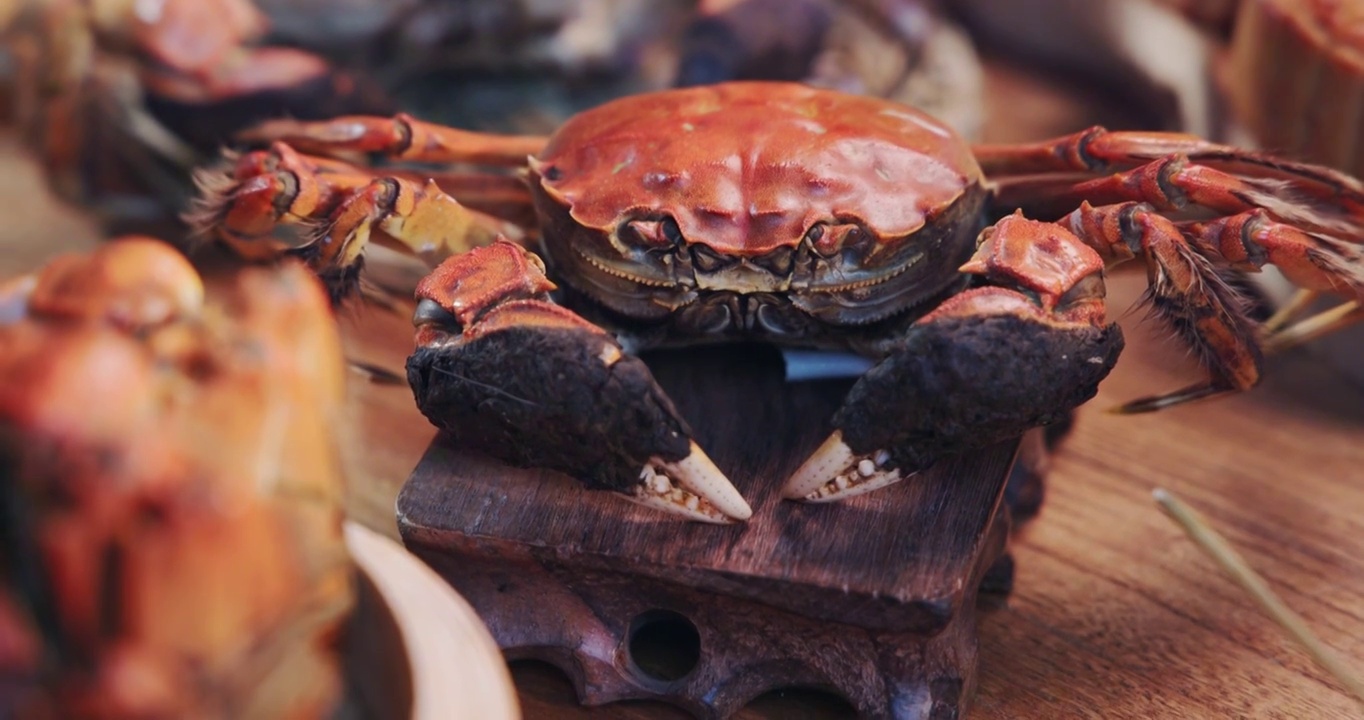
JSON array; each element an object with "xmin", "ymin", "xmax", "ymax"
[
  {"xmin": 662, "ymin": 217, "xmax": 683, "ymax": 245},
  {"xmin": 624, "ymin": 217, "xmax": 685, "ymax": 247},
  {"xmin": 808, "ymin": 223, "xmax": 867, "ymax": 257},
  {"xmin": 691, "ymin": 244, "xmax": 735, "ymax": 272},
  {"xmin": 412, "ymin": 298, "xmax": 462, "ymax": 331}
]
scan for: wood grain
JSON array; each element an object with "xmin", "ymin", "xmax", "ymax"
[{"xmin": 1, "ymin": 56, "xmax": 1362, "ymax": 718}]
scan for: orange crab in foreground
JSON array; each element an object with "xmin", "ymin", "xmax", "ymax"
[
  {"xmin": 0, "ymin": 239, "xmax": 354, "ymax": 717},
  {"xmin": 189, "ymin": 81, "xmax": 1364, "ymax": 523}
]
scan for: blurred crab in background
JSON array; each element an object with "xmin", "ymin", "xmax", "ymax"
[
  {"xmin": 187, "ymin": 79, "xmax": 1364, "ymax": 522},
  {"xmin": 0, "ymin": 0, "xmax": 982, "ymax": 234},
  {"xmin": 0, "ymin": 0, "xmax": 393, "ymax": 231},
  {"xmin": 0, "ymin": 238, "xmax": 355, "ymax": 717}
]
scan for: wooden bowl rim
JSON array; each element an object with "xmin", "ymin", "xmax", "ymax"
[{"xmin": 345, "ymin": 521, "xmax": 520, "ymax": 720}]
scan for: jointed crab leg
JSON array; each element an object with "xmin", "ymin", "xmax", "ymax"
[
  {"xmin": 239, "ymin": 114, "xmax": 548, "ymax": 167},
  {"xmin": 188, "ymin": 143, "xmax": 525, "ymax": 291},
  {"xmin": 1058, "ymin": 201, "xmax": 1364, "ymax": 411},
  {"xmin": 996, "ymin": 154, "xmax": 1364, "ymax": 233},
  {"xmin": 1060, "ymin": 202, "xmax": 1264, "ymax": 412},
  {"xmin": 975, "ymin": 126, "xmax": 1364, "ymax": 197},
  {"xmin": 971, "ymin": 127, "xmax": 1225, "ymax": 175},
  {"xmin": 978, "ymin": 130, "xmax": 1364, "ymax": 410}
]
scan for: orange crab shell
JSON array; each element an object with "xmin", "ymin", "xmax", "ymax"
[
  {"xmin": 529, "ymin": 82, "xmax": 985, "ymax": 256},
  {"xmin": 0, "ymin": 239, "xmax": 353, "ymax": 718}
]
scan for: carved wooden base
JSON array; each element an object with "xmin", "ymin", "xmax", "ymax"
[{"xmin": 397, "ymin": 344, "xmax": 1019, "ymax": 719}]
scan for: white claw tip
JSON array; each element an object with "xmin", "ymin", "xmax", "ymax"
[
  {"xmin": 626, "ymin": 441, "xmax": 751, "ymax": 523},
  {"xmin": 783, "ymin": 430, "xmax": 908, "ymax": 503}
]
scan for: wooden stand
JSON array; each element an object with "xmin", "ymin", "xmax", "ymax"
[{"xmin": 397, "ymin": 344, "xmax": 1019, "ymax": 719}]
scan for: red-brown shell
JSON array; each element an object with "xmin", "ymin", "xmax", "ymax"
[{"xmin": 531, "ymin": 82, "xmax": 983, "ymax": 255}]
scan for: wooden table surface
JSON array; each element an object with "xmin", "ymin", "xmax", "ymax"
[{"xmin": 2, "ymin": 60, "xmax": 1362, "ymax": 719}]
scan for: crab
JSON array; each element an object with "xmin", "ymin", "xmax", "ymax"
[
  {"xmin": 2, "ymin": 0, "xmax": 391, "ymax": 225},
  {"xmin": 187, "ymin": 81, "xmax": 1364, "ymax": 524},
  {"xmin": 0, "ymin": 238, "xmax": 354, "ymax": 717}
]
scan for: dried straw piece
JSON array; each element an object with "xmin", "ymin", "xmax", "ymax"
[{"xmin": 1153, "ymin": 488, "xmax": 1364, "ymax": 708}]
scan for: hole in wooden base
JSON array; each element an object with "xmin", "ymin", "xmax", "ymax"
[{"xmin": 626, "ymin": 609, "xmax": 701, "ymax": 683}]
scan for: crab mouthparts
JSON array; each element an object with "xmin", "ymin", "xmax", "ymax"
[{"xmin": 625, "ymin": 441, "xmax": 752, "ymax": 523}]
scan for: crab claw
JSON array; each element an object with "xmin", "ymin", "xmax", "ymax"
[
  {"xmin": 630, "ymin": 442, "xmax": 752, "ymax": 523},
  {"xmin": 405, "ymin": 243, "xmax": 751, "ymax": 524},
  {"xmin": 782, "ymin": 294, "xmax": 1123, "ymax": 505},
  {"xmin": 782, "ymin": 430, "xmax": 905, "ymax": 502}
]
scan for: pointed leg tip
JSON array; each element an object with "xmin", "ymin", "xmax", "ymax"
[
  {"xmin": 1113, "ymin": 384, "xmax": 1236, "ymax": 415},
  {"xmin": 1109, "ymin": 401, "xmax": 1158, "ymax": 415}
]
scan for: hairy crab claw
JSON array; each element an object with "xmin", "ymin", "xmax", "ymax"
[
  {"xmin": 782, "ymin": 430, "xmax": 904, "ymax": 502},
  {"xmin": 628, "ymin": 441, "xmax": 753, "ymax": 524}
]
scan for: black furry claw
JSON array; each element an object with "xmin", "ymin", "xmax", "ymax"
[
  {"xmin": 785, "ymin": 314, "xmax": 1125, "ymax": 502},
  {"xmin": 405, "ymin": 325, "xmax": 752, "ymax": 523}
]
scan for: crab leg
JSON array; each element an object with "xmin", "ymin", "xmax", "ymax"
[
  {"xmin": 238, "ymin": 114, "xmax": 548, "ymax": 167},
  {"xmin": 975, "ymin": 126, "xmax": 1364, "ymax": 194},
  {"xmin": 983, "ymin": 139, "xmax": 1364, "ymax": 362},
  {"xmin": 973, "ymin": 127, "xmax": 1226, "ymax": 175},
  {"xmin": 215, "ymin": 144, "xmax": 535, "ymax": 225},
  {"xmin": 187, "ymin": 143, "xmax": 525, "ymax": 295},
  {"xmin": 785, "ymin": 213, "xmax": 1124, "ymax": 502},
  {"xmin": 994, "ymin": 153, "xmax": 1364, "ymax": 233},
  {"xmin": 407, "ymin": 241, "xmax": 751, "ymax": 524},
  {"xmin": 1058, "ymin": 202, "xmax": 1364, "ymax": 411},
  {"xmin": 1060, "ymin": 202, "xmax": 1269, "ymax": 412}
]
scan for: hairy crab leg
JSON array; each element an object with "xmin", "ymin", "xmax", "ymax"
[
  {"xmin": 974, "ymin": 126, "xmax": 1364, "ymax": 195},
  {"xmin": 407, "ymin": 240, "xmax": 751, "ymax": 523},
  {"xmin": 186, "ymin": 143, "xmax": 526, "ymax": 296},
  {"xmin": 973, "ymin": 128, "xmax": 1224, "ymax": 175},
  {"xmin": 986, "ymin": 142, "xmax": 1364, "ymax": 369},
  {"xmin": 1059, "ymin": 202, "xmax": 1364, "ymax": 412},
  {"xmin": 994, "ymin": 154, "xmax": 1364, "ymax": 233},
  {"xmin": 785, "ymin": 214, "xmax": 1124, "ymax": 502},
  {"xmin": 1060, "ymin": 203, "xmax": 1263, "ymax": 412},
  {"xmin": 217, "ymin": 144, "xmax": 535, "ymax": 226},
  {"xmin": 1183, "ymin": 211, "xmax": 1364, "ymax": 351},
  {"xmin": 238, "ymin": 113, "xmax": 547, "ymax": 167}
]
